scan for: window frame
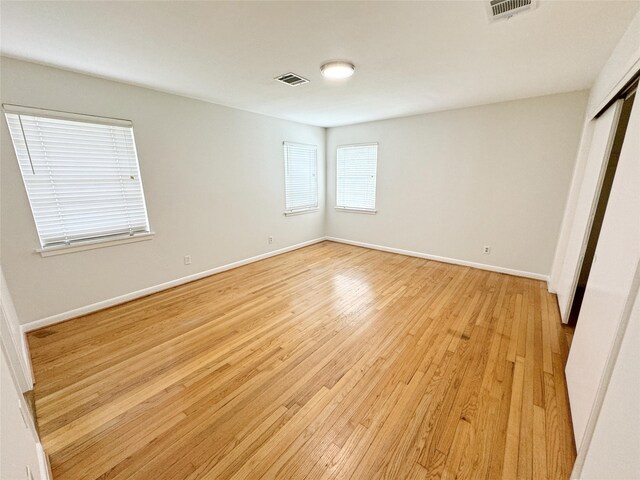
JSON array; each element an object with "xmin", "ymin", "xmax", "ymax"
[
  {"xmin": 3, "ymin": 104, "xmax": 153, "ymax": 256},
  {"xmin": 283, "ymin": 141, "xmax": 319, "ymax": 216},
  {"xmin": 335, "ymin": 142, "xmax": 379, "ymax": 214}
]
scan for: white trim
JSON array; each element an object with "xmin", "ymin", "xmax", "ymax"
[
  {"xmin": 560, "ymin": 100, "xmax": 624, "ymax": 324},
  {"xmin": 0, "ymin": 306, "xmax": 33, "ymax": 391},
  {"xmin": 21, "ymin": 237, "xmax": 326, "ymax": 332},
  {"xmin": 284, "ymin": 207, "xmax": 320, "ymax": 216},
  {"xmin": 2, "ymin": 103, "xmax": 132, "ymax": 128},
  {"xmin": 283, "ymin": 141, "xmax": 317, "ymax": 148},
  {"xmin": 0, "ymin": 270, "xmax": 34, "ymax": 389},
  {"xmin": 334, "ymin": 207, "xmax": 377, "ymax": 215},
  {"xmin": 37, "ymin": 232, "xmax": 155, "ymax": 257},
  {"xmin": 591, "ymin": 52, "xmax": 640, "ymax": 119},
  {"xmin": 36, "ymin": 442, "xmax": 52, "ymax": 480},
  {"xmin": 335, "ymin": 142, "xmax": 378, "ymax": 213},
  {"xmin": 326, "ymin": 236, "xmax": 549, "ymax": 281},
  {"xmin": 21, "ymin": 235, "xmax": 550, "ymax": 333},
  {"xmin": 21, "ymin": 331, "xmax": 34, "ymax": 386},
  {"xmin": 336, "ymin": 142, "xmax": 379, "ymax": 148},
  {"xmin": 549, "ymin": 118, "xmax": 595, "ymax": 294},
  {"xmin": 283, "ymin": 141, "xmax": 319, "ymax": 214}
]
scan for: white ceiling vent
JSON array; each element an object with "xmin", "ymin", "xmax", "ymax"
[
  {"xmin": 275, "ymin": 73, "xmax": 309, "ymax": 86},
  {"xmin": 487, "ymin": 0, "xmax": 537, "ymax": 22}
]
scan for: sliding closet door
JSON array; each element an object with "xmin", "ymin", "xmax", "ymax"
[
  {"xmin": 556, "ymin": 101, "xmax": 623, "ymax": 322},
  {"xmin": 566, "ymin": 96, "xmax": 640, "ymax": 451}
]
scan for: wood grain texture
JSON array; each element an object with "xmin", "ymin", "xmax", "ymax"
[{"xmin": 27, "ymin": 241, "xmax": 576, "ymax": 479}]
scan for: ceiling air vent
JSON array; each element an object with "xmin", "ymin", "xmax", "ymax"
[
  {"xmin": 487, "ymin": 0, "xmax": 537, "ymax": 21},
  {"xmin": 275, "ymin": 72, "xmax": 309, "ymax": 86}
]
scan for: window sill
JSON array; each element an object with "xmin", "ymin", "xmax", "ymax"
[
  {"xmin": 334, "ymin": 207, "xmax": 377, "ymax": 215},
  {"xmin": 284, "ymin": 208, "xmax": 320, "ymax": 217},
  {"xmin": 37, "ymin": 232, "xmax": 155, "ymax": 257}
]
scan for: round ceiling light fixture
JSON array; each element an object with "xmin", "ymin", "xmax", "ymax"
[{"xmin": 320, "ymin": 61, "xmax": 355, "ymax": 79}]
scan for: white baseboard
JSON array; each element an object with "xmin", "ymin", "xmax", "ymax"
[
  {"xmin": 325, "ymin": 236, "xmax": 549, "ymax": 282},
  {"xmin": 21, "ymin": 237, "xmax": 326, "ymax": 333},
  {"xmin": 21, "ymin": 235, "xmax": 549, "ymax": 333},
  {"xmin": 36, "ymin": 442, "xmax": 52, "ymax": 480}
]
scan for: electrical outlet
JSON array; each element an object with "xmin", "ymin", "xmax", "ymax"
[
  {"xmin": 483, "ymin": 246, "xmax": 491, "ymax": 255},
  {"xmin": 268, "ymin": 236, "xmax": 273, "ymax": 244},
  {"xmin": 184, "ymin": 255, "xmax": 192, "ymax": 265}
]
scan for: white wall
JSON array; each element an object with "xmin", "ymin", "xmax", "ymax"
[
  {"xmin": 587, "ymin": 11, "xmax": 640, "ymax": 118},
  {"xmin": 326, "ymin": 91, "xmax": 588, "ymax": 277},
  {"xmin": 0, "ymin": 57, "xmax": 326, "ymax": 326}
]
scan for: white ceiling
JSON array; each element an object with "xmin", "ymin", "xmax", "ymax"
[{"xmin": 1, "ymin": 1, "xmax": 638, "ymax": 127}]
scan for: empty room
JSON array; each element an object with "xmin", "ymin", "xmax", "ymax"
[{"xmin": 1, "ymin": 1, "xmax": 639, "ymax": 479}]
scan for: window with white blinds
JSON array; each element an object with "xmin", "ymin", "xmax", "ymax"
[
  {"xmin": 336, "ymin": 143, "xmax": 378, "ymax": 212},
  {"xmin": 283, "ymin": 142, "xmax": 318, "ymax": 214},
  {"xmin": 4, "ymin": 106, "xmax": 150, "ymax": 249}
]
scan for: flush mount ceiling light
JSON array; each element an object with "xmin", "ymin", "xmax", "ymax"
[{"xmin": 320, "ymin": 61, "xmax": 355, "ymax": 79}]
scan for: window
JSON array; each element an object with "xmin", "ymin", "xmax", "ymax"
[
  {"xmin": 4, "ymin": 105, "xmax": 151, "ymax": 251},
  {"xmin": 283, "ymin": 142, "xmax": 318, "ymax": 214},
  {"xmin": 336, "ymin": 143, "xmax": 378, "ymax": 212}
]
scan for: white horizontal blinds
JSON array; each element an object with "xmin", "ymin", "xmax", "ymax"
[
  {"xmin": 336, "ymin": 143, "xmax": 378, "ymax": 210},
  {"xmin": 284, "ymin": 142, "xmax": 318, "ymax": 212},
  {"xmin": 4, "ymin": 112, "xmax": 150, "ymax": 248}
]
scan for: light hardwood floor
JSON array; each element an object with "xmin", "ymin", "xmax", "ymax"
[{"xmin": 28, "ymin": 241, "xmax": 576, "ymax": 479}]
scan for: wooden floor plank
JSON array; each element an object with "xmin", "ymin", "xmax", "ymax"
[{"xmin": 27, "ymin": 241, "xmax": 576, "ymax": 479}]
